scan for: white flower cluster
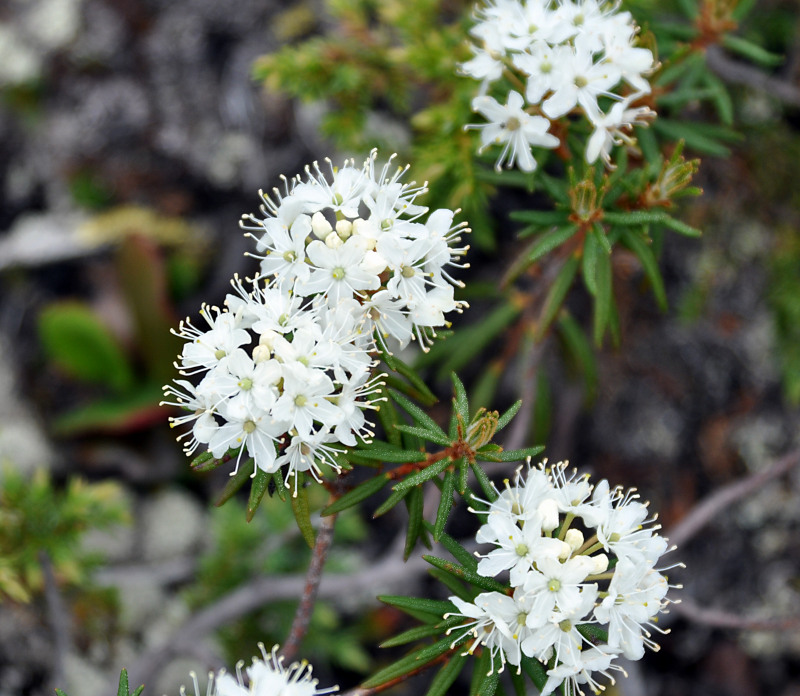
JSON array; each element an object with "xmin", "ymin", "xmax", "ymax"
[
  {"xmin": 240, "ymin": 150, "xmax": 469, "ymax": 349},
  {"xmin": 164, "ymin": 152, "xmax": 468, "ymax": 486},
  {"xmin": 179, "ymin": 643, "xmax": 338, "ymax": 696},
  {"xmin": 462, "ymin": 0, "xmax": 656, "ymax": 169},
  {"xmin": 446, "ymin": 460, "xmax": 676, "ymax": 696}
]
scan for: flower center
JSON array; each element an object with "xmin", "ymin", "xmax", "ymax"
[
  {"xmin": 515, "ymin": 543, "xmax": 529, "ymax": 557},
  {"xmin": 283, "ymin": 250, "xmax": 297, "ymax": 262},
  {"xmin": 517, "ymin": 612, "xmax": 528, "ymax": 627},
  {"xmin": 547, "ymin": 578, "xmax": 562, "ymax": 593},
  {"xmin": 214, "ymin": 348, "xmax": 226, "ymax": 360},
  {"xmin": 295, "ymin": 394, "xmax": 308, "ymax": 407},
  {"xmin": 243, "ymin": 419, "xmax": 257, "ymax": 434},
  {"xmin": 541, "ymin": 60, "xmax": 552, "ymax": 74},
  {"xmin": 574, "ymin": 12, "xmax": 584, "ymax": 25},
  {"xmin": 278, "ymin": 313, "xmax": 290, "ymax": 327},
  {"xmin": 558, "ymin": 619, "xmax": 573, "ymax": 632},
  {"xmin": 511, "ymin": 502, "xmax": 523, "ymax": 516},
  {"xmin": 381, "ymin": 218, "xmax": 393, "ymax": 231},
  {"xmin": 401, "ymin": 265, "xmax": 416, "ymax": 278},
  {"xmin": 506, "ymin": 116, "xmax": 521, "ymax": 131},
  {"xmin": 332, "ymin": 266, "xmax": 346, "ymax": 281},
  {"xmin": 332, "ymin": 192, "xmax": 344, "ymax": 206},
  {"xmin": 574, "ymin": 75, "xmax": 588, "ymax": 88},
  {"xmin": 238, "ymin": 377, "xmax": 253, "ymax": 391}
]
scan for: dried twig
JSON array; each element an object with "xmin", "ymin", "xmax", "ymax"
[
  {"xmin": 705, "ymin": 45, "xmax": 800, "ymax": 107},
  {"xmin": 667, "ymin": 447, "xmax": 800, "ymax": 549},
  {"xmin": 40, "ymin": 550, "xmax": 72, "ymax": 692},
  {"xmin": 672, "ymin": 597, "xmax": 800, "ymax": 632},
  {"xmin": 280, "ymin": 511, "xmax": 338, "ymax": 662}
]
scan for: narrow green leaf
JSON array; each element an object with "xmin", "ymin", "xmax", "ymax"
[
  {"xmin": 652, "ymin": 119, "xmax": 731, "ymax": 157},
  {"xmin": 582, "ymin": 227, "xmax": 601, "ymax": 296},
  {"xmin": 386, "ymin": 353, "xmax": 438, "ymax": 405},
  {"xmin": 604, "ymin": 209, "xmax": 702, "ymax": 237},
  {"xmin": 426, "ymin": 650, "xmax": 469, "ymax": 696},
  {"xmin": 509, "ymin": 209, "xmax": 567, "ymax": 225},
  {"xmin": 361, "ymin": 633, "xmax": 467, "ymax": 689},
  {"xmin": 593, "ymin": 245, "xmax": 613, "ymax": 345},
  {"xmin": 271, "ymin": 470, "xmax": 287, "ymax": 502},
  {"xmin": 55, "ymin": 691, "xmax": 69, "ymax": 696},
  {"xmin": 622, "ymin": 230, "xmax": 668, "ymax": 310},
  {"xmin": 357, "ymin": 445, "xmax": 427, "ymax": 463},
  {"xmin": 131, "ymin": 687, "xmax": 144, "ymax": 696},
  {"xmin": 390, "ymin": 390, "xmax": 449, "ymax": 440},
  {"xmin": 593, "ymin": 222, "xmax": 612, "ymax": 255},
  {"xmin": 457, "ymin": 456, "xmax": 470, "ymax": 495},
  {"xmin": 536, "ymin": 255, "xmax": 580, "ymax": 340},
  {"xmin": 380, "ymin": 619, "xmax": 461, "ymax": 648},
  {"xmin": 479, "ymin": 445, "xmax": 544, "ymax": 462},
  {"xmin": 426, "ymin": 523, "xmax": 479, "ymax": 569},
  {"xmin": 535, "ymin": 171, "xmax": 570, "ymax": 204},
  {"xmin": 394, "ymin": 425, "xmax": 453, "ymax": 446},
  {"xmin": 496, "ymin": 400, "xmax": 522, "ymax": 431},
  {"xmin": 470, "ymin": 361, "xmax": 502, "ymax": 416},
  {"xmin": 373, "ymin": 486, "xmax": 410, "ymax": 517},
  {"xmin": 721, "ymin": 34, "xmax": 784, "ymax": 67},
  {"xmin": 472, "ymin": 668, "xmax": 500, "ymax": 696},
  {"xmin": 423, "ymin": 555, "xmax": 509, "ymax": 593},
  {"xmin": 520, "ymin": 655, "xmax": 548, "ymax": 691},
  {"xmin": 557, "ymin": 311, "xmax": 598, "ymax": 399},
  {"xmin": 577, "ymin": 623, "xmax": 609, "ymax": 645},
  {"xmin": 451, "ymin": 373, "xmax": 470, "ymax": 422},
  {"xmin": 290, "ymin": 474, "xmax": 316, "ymax": 549},
  {"xmin": 322, "ymin": 474, "xmax": 390, "ymax": 515},
  {"xmin": 525, "ymin": 225, "xmax": 578, "ymax": 262},
  {"xmin": 377, "ymin": 390, "xmax": 403, "ymax": 448},
  {"xmin": 393, "ymin": 457, "xmax": 451, "ymax": 493},
  {"xmin": 190, "ymin": 450, "xmax": 218, "ymax": 472},
  {"xmin": 382, "ymin": 373, "xmax": 439, "ymax": 409},
  {"xmin": 470, "ymin": 461, "xmax": 498, "ymax": 502},
  {"xmin": 214, "ymin": 457, "xmax": 255, "ymax": 507},
  {"xmin": 509, "ymin": 666, "xmax": 527, "ymax": 696},
  {"xmin": 404, "ymin": 486, "xmax": 425, "ymax": 559},
  {"xmin": 117, "ymin": 669, "xmax": 129, "ymax": 696},
  {"xmin": 379, "ymin": 595, "xmax": 456, "ymax": 617},
  {"xmin": 469, "ymin": 649, "xmax": 492, "ymax": 695},
  {"xmin": 434, "ymin": 469, "xmax": 456, "ymax": 541},
  {"xmin": 428, "ymin": 566, "xmax": 472, "ymax": 600},
  {"xmin": 702, "ymin": 72, "xmax": 734, "ymax": 126},
  {"xmin": 246, "ymin": 468, "xmax": 271, "ymax": 522}
]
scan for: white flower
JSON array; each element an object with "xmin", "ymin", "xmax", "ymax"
[
  {"xmin": 468, "ymin": 91, "xmax": 560, "ymax": 172},
  {"xmin": 178, "ymin": 643, "xmax": 338, "ymax": 696}
]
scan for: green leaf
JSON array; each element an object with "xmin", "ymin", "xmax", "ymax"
[
  {"xmin": 426, "ymin": 649, "xmax": 469, "ymax": 696},
  {"xmin": 622, "ymin": 230, "xmax": 668, "ymax": 311},
  {"xmin": 557, "ymin": 311, "xmax": 598, "ymax": 399},
  {"xmin": 428, "ymin": 565, "xmax": 472, "ymax": 600},
  {"xmin": 582, "ymin": 228, "xmax": 601, "ymax": 296},
  {"xmin": 509, "ymin": 209, "xmax": 568, "ymax": 226},
  {"xmin": 477, "ymin": 446, "xmax": 544, "ymax": 462},
  {"xmin": 290, "ymin": 474, "xmax": 316, "ymax": 549},
  {"xmin": 390, "ymin": 390, "xmax": 450, "ymax": 441},
  {"xmin": 426, "ymin": 523, "xmax": 479, "ymax": 570},
  {"xmin": 379, "ymin": 594, "xmax": 457, "ymax": 617},
  {"xmin": 322, "ymin": 474, "xmax": 389, "ymax": 515},
  {"xmin": 457, "ymin": 456, "xmax": 470, "ymax": 494},
  {"xmin": 404, "ymin": 486, "xmax": 425, "ymax": 559},
  {"xmin": 577, "ymin": 623, "xmax": 609, "ymax": 645},
  {"xmin": 357, "ymin": 444, "xmax": 427, "ymax": 463},
  {"xmin": 604, "ymin": 209, "xmax": 702, "ymax": 237},
  {"xmin": 593, "ymin": 243, "xmax": 613, "ymax": 345},
  {"xmin": 246, "ymin": 468, "xmax": 271, "ymax": 522},
  {"xmin": 372, "ymin": 486, "xmax": 410, "ymax": 517},
  {"xmin": 451, "ymin": 373, "xmax": 470, "ymax": 422},
  {"xmin": 38, "ymin": 302, "xmax": 134, "ymax": 393},
  {"xmin": 361, "ymin": 633, "xmax": 467, "ymax": 689},
  {"xmin": 433, "ymin": 469, "xmax": 455, "ymax": 541},
  {"xmin": 496, "ymin": 400, "xmax": 522, "ymax": 431},
  {"xmin": 423, "ymin": 555, "xmax": 509, "ymax": 593},
  {"xmin": 469, "ymin": 649, "xmax": 492, "ymax": 695},
  {"xmin": 190, "ymin": 450, "xmax": 217, "ymax": 472},
  {"xmin": 393, "ymin": 457, "xmax": 451, "ymax": 493},
  {"xmin": 652, "ymin": 119, "xmax": 733, "ymax": 157},
  {"xmin": 470, "ymin": 461, "xmax": 498, "ymax": 502},
  {"xmin": 380, "ymin": 618, "xmax": 463, "ymax": 648},
  {"xmin": 471, "ymin": 666, "xmax": 500, "ymax": 696},
  {"xmin": 535, "ymin": 255, "xmax": 580, "ymax": 340},
  {"xmin": 382, "ymin": 351, "xmax": 438, "ymax": 405},
  {"xmin": 520, "ymin": 655, "xmax": 548, "ymax": 691},
  {"xmin": 377, "ymin": 389, "xmax": 403, "ymax": 448},
  {"xmin": 721, "ymin": 34, "xmax": 784, "ymax": 67},
  {"xmin": 509, "ymin": 666, "xmax": 527, "ymax": 696},
  {"xmin": 215, "ymin": 457, "xmax": 255, "ymax": 507},
  {"xmin": 271, "ymin": 470, "xmax": 287, "ymax": 502}
]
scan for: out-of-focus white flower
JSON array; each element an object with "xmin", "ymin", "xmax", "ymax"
[{"xmin": 179, "ymin": 643, "xmax": 338, "ymax": 696}]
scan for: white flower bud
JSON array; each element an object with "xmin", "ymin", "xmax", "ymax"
[
  {"xmin": 538, "ymin": 498, "xmax": 560, "ymax": 533},
  {"xmin": 336, "ymin": 219, "xmax": 353, "ymax": 239},
  {"xmin": 311, "ymin": 211, "xmax": 333, "ymax": 239},
  {"xmin": 556, "ymin": 540, "xmax": 572, "ymax": 561},
  {"xmin": 252, "ymin": 345, "xmax": 271, "ymax": 363},
  {"xmin": 325, "ymin": 231, "xmax": 343, "ymax": 249},
  {"xmin": 259, "ymin": 329, "xmax": 280, "ymax": 350},
  {"xmin": 565, "ymin": 528, "xmax": 584, "ymax": 552},
  {"xmin": 592, "ymin": 553, "xmax": 609, "ymax": 574}
]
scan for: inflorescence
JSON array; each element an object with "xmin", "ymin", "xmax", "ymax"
[
  {"xmin": 163, "ymin": 151, "xmax": 469, "ymax": 485},
  {"xmin": 462, "ymin": 0, "xmax": 657, "ymax": 170},
  {"xmin": 446, "ymin": 459, "xmax": 679, "ymax": 696}
]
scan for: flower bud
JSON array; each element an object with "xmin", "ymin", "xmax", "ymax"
[
  {"xmin": 592, "ymin": 553, "xmax": 609, "ymax": 574},
  {"xmin": 259, "ymin": 329, "xmax": 280, "ymax": 350},
  {"xmin": 325, "ymin": 231, "xmax": 343, "ymax": 249},
  {"xmin": 311, "ymin": 211, "xmax": 333, "ymax": 239},
  {"xmin": 565, "ymin": 528, "xmax": 584, "ymax": 552},
  {"xmin": 538, "ymin": 498, "xmax": 560, "ymax": 533},
  {"xmin": 252, "ymin": 345, "xmax": 271, "ymax": 363},
  {"xmin": 336, "ymin": 219, "xmax": 353, "ymax": 239}
]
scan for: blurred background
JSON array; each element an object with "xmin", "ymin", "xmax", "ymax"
[{"xmin": 1, "ymin": 0, "xmax": 799, "ymax": 694}]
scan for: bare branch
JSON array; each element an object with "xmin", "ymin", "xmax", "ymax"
[
  {"xmin": 705, "ymin": 45, "xmax": 800, "ymax": 108},
  {"xmin": 673, "ymin": 597, "xmax": 800, "ymax": 632},
  {"xmin": 667, "ymin": 447, "xmax": 800, "ymax": 549}
]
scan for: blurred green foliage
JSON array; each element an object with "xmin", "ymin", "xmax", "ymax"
[{"xmin": 0, "ymin": 467, "xmax": 129, "ymax": 604}]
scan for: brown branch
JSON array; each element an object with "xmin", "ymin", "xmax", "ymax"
[
  {"xmin": 340, "ymin": 650, "xmax": 452, "ymax": 696},
  {"xmin": 672, "ymin": 597, "xmax": 800, "ymax": 632},
  {"xmin": 280, "ymin": 510, "xmax": 338, "ymax": 662},
  {"xmin": 667, "ymin": 447, "xmax": 800, "ymax": 549},
  {"xmin": 705, "ymin": 44, "xmax": 800, "ymax": 108}
]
